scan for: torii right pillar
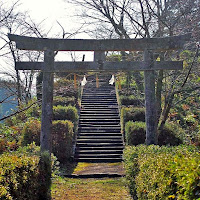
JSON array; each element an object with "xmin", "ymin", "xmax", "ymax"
[{"xmin": 144, "ymin": 49, "xmax": 157, "ymax": 145}]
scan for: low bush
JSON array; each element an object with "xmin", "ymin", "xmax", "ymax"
[
  {"xmin": 125, "ymin": 121, "xmax": 183, "ymax": 146},
  {"xmin": 21, "ymin": 118, "xmax": 41, "ymax": 146},
  {"xmin": 121, "ymin": 107, "xmax": 145, "ymax": 131},
  {"xmin": 158, "ymin": 122, "xmax": 183, "ymax": 146},
  {"xmin": 53, "ymin": 96, "xmax": 76, "ymax": 106},
  {"xmin": 0, "ymin": 125, "xmax": 22, "ymax": 153},
  {"xmin": 120, "ymin": 95, "xmax": 144, "ymax": 106},
  {"xmin": 125, "ymin": 121, "xmax": 146, "ymax": 145},
  {"xmin": 124, "ymin": 145, "xmax": 200, "ymax": 200},
  {"xmin": 53, "ymin": 105, "xmax": 78, "ymax": 123},
  {"xmin": 0, "ymin": 143, "xmax": 59, "ymax": 200},
  {"xmin": 0, "ymin": 152, "xmax": 40, "ymax": 200},
  {"xmin": 52, "ymin": 120, "xmax": 74, "ymax": 162}
]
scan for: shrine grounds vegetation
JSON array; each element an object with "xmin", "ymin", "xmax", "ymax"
[
  {"xmin": 0, "ymin": 143, "xmax": 59, "ymax": 200},
  {"xmin": 125, "ymin": 121, "xmax": 183, "ymax": 146},
  {"xmin": 53, "ymin": 105, "xmax": 78, "ymax": 122},
  {"xmin": 116, "ymin": 67, "xmax": 200, "ymax": 199},
  {"xmin": 123, "ymin": 145, "xmax": 200, "ymax": 200},
  {"xmin": 0, "ymin": 77, "xmax": 79, "ymax": 199},
  {"xmin": 53, "ymin": 96, "xmax": 76, "ymax": 106},
  {"xmin": 0, "ymin": 71, "xmax": 199, "ymax": 199}
]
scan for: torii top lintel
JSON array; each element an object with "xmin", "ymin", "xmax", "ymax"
[{"xmin": 8, "ymin": 33, "xmax": 191, "ymax": 52}]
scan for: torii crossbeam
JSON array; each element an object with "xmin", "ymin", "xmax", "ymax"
[{"xmin": 8, "ymin": 33, "xmax": 190, "ymax": 153}]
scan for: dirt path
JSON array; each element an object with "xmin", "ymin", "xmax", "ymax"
[
  {"xmin": 51, "ymin": 177, "xmax": 132, "ymax": 200},
  {"xmin": 71, "ymin": 162, "xmax": 125, "ymax": 176},
  {"xmin": 51, "ymin": 162, "xmax": 132, "ymax": 199}
]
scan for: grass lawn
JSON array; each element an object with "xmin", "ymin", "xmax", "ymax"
[{"xmin": 51, "ymin": 177, "xmax": 132, "ymax": 200}]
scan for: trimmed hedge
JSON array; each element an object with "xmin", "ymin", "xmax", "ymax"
[
  {"xmin": 121, "ymin": 107, "xmax": 145, "ymax": 131},
  {"xmin": 0, "ymin": 143, "xmax": 58, "ymax": 200},
  {"xmin": 125, "ymin": 121, "xmax": 146, "ymax": 145},
  {"xmin": 21, "ymin": 118, "xmax": 41, "ymax": 146},
  {"xmin": 124, "ymin": 145, "xmax": 200, "ymax": 200},
  {"xmin": 125, "ymin": 121, "xmax": 183, "ymax": 146},
  {"xmin": 158, "ymin": 123, "xmax": 183, "ymax": 146},
  {"xmin": 53, "ymin": 96, "xmax": 76, "ymax": 106},
  {"xmin": 52, "ymin": 120, "xmax": 74, "ymax": 162},
  {"xmin": 53, "ymin": 105, "xmax": 78, "ymax": 122},
  {"xmin": 120, "ymin": 95, "xmax": 144, "ymax": 106}
]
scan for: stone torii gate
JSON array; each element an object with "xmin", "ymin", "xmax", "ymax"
[{"xmin": 8, "ymin": 33, "xmax": 190, "ymax": 153}]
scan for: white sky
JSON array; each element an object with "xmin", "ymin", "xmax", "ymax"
[
  {"xmin": 6, "ymin": 0, "xmax": 76, "ymax": 32},
  {"xmin": 0, "ymin": 0, "xmax": 94, "ymax": 77}
]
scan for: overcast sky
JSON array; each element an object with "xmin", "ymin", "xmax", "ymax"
[{"xmin": 0, "ymin": 0, "xmax": 93, "ymax": 76}]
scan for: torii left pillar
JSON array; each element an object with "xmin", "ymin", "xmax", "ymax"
[{"xmin": 40, "ymin": 49, "xmax": 54, "ymax": 153}]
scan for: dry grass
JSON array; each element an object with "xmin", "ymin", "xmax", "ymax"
[{"xmin": 51, "ymin": 177, "xmax": 132, "ymax": 200}]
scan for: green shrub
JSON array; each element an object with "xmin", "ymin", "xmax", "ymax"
[
  {"xmin": 0, "ymin": 152, "xmax": 40, "ymax": 200},
  {"xmin": 0, "ymin": 143, "xmax": 59, "ymax": 200},
  {"xmin": 52, "ymin": 120, "xmax": 74, "ymax": 162},
  {"xmin": 124, "ymin": 145, "xmax": 200, "ymax": 200},
  {"xmin": 125, "ymin": 121, "xmax": 146, "ymax": 145},
  {"xmin": 120, "ymin": 95, "xmax": 144, "ymax": 106},
  {"xmin": 121, "ymin": 107, "xmax": 145, "ymax": 132},
  {"xmin": 158, "ymin": 123, "xmax": 183, "ymax": 146},
  {"xmin": 0, "ymin": 124, "xmax": 24, "ymax": 153},
  {"xmin": 21, "ymin": 118, "xmax": 41, "ymax": 146},
  {"xmin": 125, "ymin": 121, "xmax": 183, "ymax": 146},
  {"xmin": 53, "ymin": 96, "xmax": 76, "ymax": 106},
  {"xmin": 53, "ymin": 105, "xmax": 78, "ymax": 122}
]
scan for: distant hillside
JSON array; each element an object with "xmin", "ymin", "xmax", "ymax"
[{"xmin": 0, "ymin": 86, "xmax": 17, "ymax": 120}]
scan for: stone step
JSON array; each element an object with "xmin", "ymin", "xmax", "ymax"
[
  {"xmin": 81, "ymin": 101, "xmax": 118, "ymax": 104},
  {"xmin": 83, "ymin": 93, "xmax": 116, "ymax": 96},
  {"xmin": 78, "ymin": 136, "xmax": 122, "ymax": 140},
  {"xmin": 81, "ymin": 108, "xmax": 118, "ymax": 112},
  {"xmin": 82, "ymin": 96, "xmax": 116, "ymax": 99},
  {"xmin": 80, "ymin": 112, "xmax": 119, "ymax": 115},
  {"xmin": 82, "ymin": 98, "xmax": 117, "ymax": 101},
  {"xmin": 81, "ymin": 105, "xmax": 118, "ymax": 109},
  {"xmin": 75, "ymin": 77, "xmax": 123, "ymax": 163},
  {"xmin": 78, "ymin": 133, "xmax": 122, "ymax": 137},
  {"xmin": 76, "ymin": 143, "xmax": 123, "ymax": 147},
  {"xmin": 79, "ymin": 129, "xmax": 121, "ymax": 133},
  {"xmin": 79, "ymin": 119, "xmax": 120, "ymax": 122},
  {"xmin": 76, "ymin": 150, "xmax": 123, "ymax": 154},
  {"xmin": 80, "ymin": 119, "xmax": 120, "ymax": 122},
  {"xmin": 74, "ymin": 158, "xmax": 122, "ymax": 163},
  {"xmin": 81, "ymin": 100, "xmax": 118, "ymax": 106},
  {"xmin": 77, "ymin": 146, "xmax": 124, "ymax": 151},
  {"xmin": 80, "ymin": 117, "xmax": 119, "ymax": 119},
  {"xmin": 84, "ymin": 88, "xmax": 115, "ymax": 91},
  {"xmin": 80, "ymin": 124, "xmax": 120, "ymax": 127},
  {"xmin": 76, "ymin": 138, "xmax": 123, "ymax": 143},
  {"xmin": 81, "ymin": 97, "xmax": 117, "ymax": 103},
  {"xmin": 79, "ymin": 124, "xmax": 120, "ymax": 127},
  {"xmin": 74, "ymin": 154, "xmax": 122, "ymax": 158},
  {"xmin": 80, "ymin": 114, "xmax": 119, "ymax": 117}
]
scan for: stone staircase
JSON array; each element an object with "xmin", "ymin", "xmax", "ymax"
[{"xmin": 74, "ymin": 76, "xmax": 124, "ymax": 162}]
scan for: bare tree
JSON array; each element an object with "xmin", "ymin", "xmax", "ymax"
[{"xmin": 65, "ymin": 0, "xmax": 200, "ymax": 138}]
